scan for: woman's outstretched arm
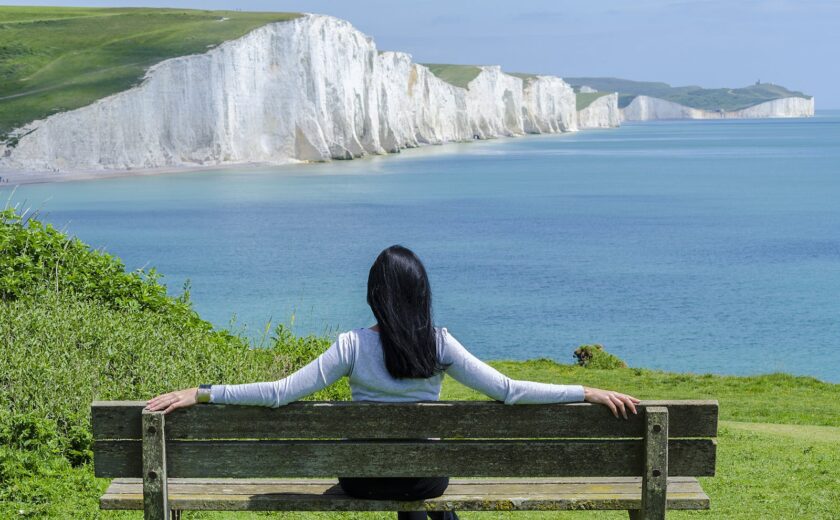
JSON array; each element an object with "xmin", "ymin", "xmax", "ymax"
[
  {"xmin": 145, "ymin": 336, "xmax": 354, "ymax": 414},
  {"xmin": 440, "ymin": 328, "xmax": 639, "ymax": 418}
]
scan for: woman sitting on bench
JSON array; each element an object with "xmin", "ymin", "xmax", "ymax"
[{"xmin": 147, "ymin": 245, "xmax": 639, "ymax": 520}]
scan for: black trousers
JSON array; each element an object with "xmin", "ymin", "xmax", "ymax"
[{"xmin": 338, "ymin": 476, "xmax": 458, "ymax": 520}]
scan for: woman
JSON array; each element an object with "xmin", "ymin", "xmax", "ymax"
[{"xmin": 147, "ymin": 245, "xmax": 639, "ymax": 520}]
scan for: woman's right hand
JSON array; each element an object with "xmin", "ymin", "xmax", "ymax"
[
  {"xmin": 583, "ymin": 386, "xmax": 640, "ymax": 419},
  {"xmin": 145, "ymin": 387, "xmax": 199, "ymax": 414}
]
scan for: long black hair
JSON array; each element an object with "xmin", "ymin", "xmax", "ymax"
[{"xmin": 367, "ymin": 245, "xmax": 444, "ymax": 379}]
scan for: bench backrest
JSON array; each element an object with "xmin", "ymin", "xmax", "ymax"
[{"xmin": 92, "ymin": 400, "xmax": 717, "ymax": 479}]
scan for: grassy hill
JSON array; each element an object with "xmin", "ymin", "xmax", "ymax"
[
  {"xmin": 566, "ymin": 77, "xmax": 811, "ymax": 111},
  {"xmin": 2, "ymin": 205, "xmax": 838, "ymax": 518},
  {"xmin": 0, "ymin": 6, "xmax": 299, "ymax": 138},
  {"xmin": 576, "ymin": 91, "xmax": 612, "ymax": 111},
  {"xmin": 423, "ymin": 63, "xmax": 482, "ymax": 89}
]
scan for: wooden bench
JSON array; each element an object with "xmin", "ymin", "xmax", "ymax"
[{"xmin": 92, "ymin": 399, "xmax": 718, "ymax": 520}]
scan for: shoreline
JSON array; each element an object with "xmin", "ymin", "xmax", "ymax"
[
  {"xmin": 0, "ymin": 160, "xmax": 296, "ymax": 186},
  {"xmin": 0, "ymin": 130, "xmax": 579, "ymax": 186},
  {"xmin": 4, "ymin": 110, "xmax": 834, "ymax": 186}
]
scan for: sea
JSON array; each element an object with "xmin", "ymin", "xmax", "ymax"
[{"xmin": 5, "ymin": 112, "xmax": 839, "ymax": 382}]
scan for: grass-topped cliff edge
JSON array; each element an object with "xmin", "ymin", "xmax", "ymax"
[
  {"xmin": 575, "ymin": 91, "xmax": 613, "ymax": 111},
  {"xmin": 1, "ymin": 207, "xmax": 838, "ymax": 518},
  {"xmin": 0, "ymin": 6, "xmax": 300, "ymax": 139},
  {"xmin": 422, "ymin": 63, "xmax": 482, "ymax": 89}
]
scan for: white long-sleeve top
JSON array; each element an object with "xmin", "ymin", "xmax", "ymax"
[{"xmin": 210, "ymin": 327, "xmax": 585, "ymax": 406}]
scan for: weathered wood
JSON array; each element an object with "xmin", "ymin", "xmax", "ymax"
[
  {"xmin": 639, "ymin": 406, "xmax": 668, "ymax": 520},
  {"xmin": 100, "ymin": 477, "xmax": 710, "ymax": 512},
  {"xmin": 95, "ymin": 400, "xmax": 717, "ymax": 515},
  {"xmin": 94, "ymin": 438, "xmax": 716, "ymax": 478},
  {"xmin": 105, "ymin": 479, "xmax": 706, "ymax": 496},
  {"xmin": 106, "ymin": 476, "xmax": 703, "ymax": 486},
  {"xmin": 92, "ymin": 400, "xmax": 719, "ymax": 440},
  {"xmin": 141, "ymin": 411, "xmax": 168, "ymax": 520}
]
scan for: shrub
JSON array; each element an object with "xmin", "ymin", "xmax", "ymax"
[
  {"xmin": 573, "ymin": 344, "xmax": 627, "ymax": 369},
  {"xmin": 0, "ymin": 206, "xmax": 345, "ymax": 467},
  {"xmin": 0, "ymin": 207, "xmax": 203, "ymax": 326},
  {"xmin": 0, "ymin": 292, "xmax": 344, "ymax": 512},
  {"xmin": 0, "ymin": 293, "xmax": 344, "ymax": 458}
]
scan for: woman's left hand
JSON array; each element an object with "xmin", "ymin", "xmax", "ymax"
[
  {"xmin": 583, "ymin": 386, "xmax": 640, "ymax": 419},
  {"xmin": 145, "ymin": 387, "xmax": 198, "ymax": 414}
]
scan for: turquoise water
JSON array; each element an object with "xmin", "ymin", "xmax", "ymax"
[{"xmin": 6, "ymin": 113, "xmax": 840, "ymax": 382}]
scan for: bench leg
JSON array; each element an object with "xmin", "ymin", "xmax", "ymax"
[
  {"xmin": 170, "ymin": 511, "xmax": 181, "ymax": 520},
  {"xmin": 142, "ymin": 411, "xmax": 169, "ymax": 520},
  {"xmin": 631, "ymin": 407, "xmax": 669, "ymax": 520}
]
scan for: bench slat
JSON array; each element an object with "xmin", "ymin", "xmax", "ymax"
[
  {"xmin": 94, "ymin": 439, "xmax": 716, "ymax": 479},
  {"xmin": 105, "ymin": 476, "xmax": 704, "ymax": 485},
  {"xmin": 100, "ymin": 477, "xmax": 710, "ymax": 511},
  {"xmin": 104, "ymin": 480, "xmax": 707, "ymax": 495},
  {"xmin": 92, "ymin": 400, "xmax": 718, "ymax": 440}
]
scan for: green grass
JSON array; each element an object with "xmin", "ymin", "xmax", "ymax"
[
  {"xmin": 721, "ymin": 421, "xmax": 840, "ymax": 443},
  {"xmin": 509, "ymin": 72, "xmax": 538, "ymax": 83},
  {"xmin": 2, "ymin": 206, "xmax": 838, "ymax": 518},
  {"xmin": 4, "ymin": 361, "xmax": 837, "ymax": 519},
  {"xmin": 566, "ymin": 77, "xmax": 811, "ymax": 111},
  {"xmin": 576, "ymin": 92, "xmax": 612, "ymax": 111},
  {"xmin": 423, "ymin": 63, "xmax": 482, "ymax": 89},
  {"xmin": 0, "ymin": 6, "xmax": 300, "ymax": 137}
]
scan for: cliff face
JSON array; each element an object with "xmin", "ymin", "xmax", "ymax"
[
  {"xmin": 621, "ymin": 95, "xmax": 815, "ymax": 121},
  {"xmin": 729, "ymin": 97, "xmax": 815, "ymax": 118},
  {"xmin": 620, "ymin": 96, "xmax": 702, "ymax": 121},
  {"xmin": 577, "ymin": 93, "xmax": 620, "ymax": 129},
  {"xmin": 522, "ymin": 76, "xmax": 578, "ymax": 133},
  {"xmin": 1, "ymin": 15, "xmax": 577, "ymax": 173}
]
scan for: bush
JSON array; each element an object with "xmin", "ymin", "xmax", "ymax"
[
  {"xmin": 0, "ymin": 207, "xmax": 203, "ymax": 326},
  {"xmin": 0, "ymin": 206, "xmax": 345, "ymax": 467},
  {"xmin": 573, "ymin": 344, "xmax": 627, "ymax": 369},
  {"xmin": 1, "ymin": 293, "xmax": 344, "ymax": 459}
]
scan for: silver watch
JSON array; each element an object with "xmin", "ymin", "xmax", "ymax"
[{"xmin": 196, "ymin": 384, "xmax": 212, "ymax": 404}]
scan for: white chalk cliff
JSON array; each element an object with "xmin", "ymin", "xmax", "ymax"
[
  {"xmin": 521, "ymin": 76, "xmax": 578, "ymax": 134},
  {"xmin": 621, "ymin": 95, "xmax": 815, "ymax": 121},
  {"xmin": 577, "ymin": 93, "xmax": 621, "ymax": 129},
  {"xmin": 1, "ymin": 14, "xmax": 580, "ymax": 173}
]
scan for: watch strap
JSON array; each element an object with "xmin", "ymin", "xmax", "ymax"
[{"xmin": 196, "ymin": 384, "xmax": 212, "ymax": 404}]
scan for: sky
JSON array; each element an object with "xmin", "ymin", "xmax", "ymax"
[{"xmin": 11, "ymin": 0, "xmax": 840, "ymax": 108}]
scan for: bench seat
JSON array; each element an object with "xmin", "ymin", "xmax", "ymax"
[{"xmin": 101, "ymin": 477, "xmax": 710, "ymax": 512}]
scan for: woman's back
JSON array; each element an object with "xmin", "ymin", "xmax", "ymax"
[
  {"xmin": 209, "ymin": 326, "xmax": 584, "ymax": 407},
  {"xmin": 347, "ymin": 327, "xmax": 445, "ymax": 402}
]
